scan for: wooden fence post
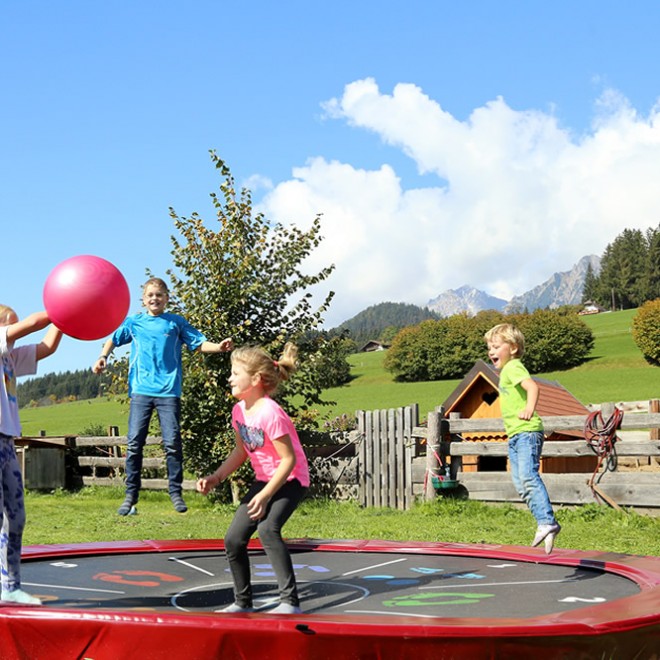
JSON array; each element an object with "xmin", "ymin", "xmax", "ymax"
[
  {"xmin": 425, "ymin": 409, "xmax": 441, "ymax": 500},
  {"xmin": 650, "ymin": 400, "xmax": 660, "ymax": 441},
  {"xmin": 448, "ymin": 412, "xmax": 462, "ymax": 478}
]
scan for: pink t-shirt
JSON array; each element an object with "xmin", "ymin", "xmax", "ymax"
[{"xmin": 231, "ymin": 396, "xmax": 310, "ymax": 487}]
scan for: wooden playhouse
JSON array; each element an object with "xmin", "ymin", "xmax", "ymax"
[{"xmin": 441, "ymin": 360, "xmax": 597, "ymax": 474}]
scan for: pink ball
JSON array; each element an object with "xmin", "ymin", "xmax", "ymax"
[{"xmin": 43, "ymin": 255, "xmax": 130, "ymax": 341}]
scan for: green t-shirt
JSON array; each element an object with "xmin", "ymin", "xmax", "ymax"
[{"xmin": 499, "ymin": 358, "xmax": 544, "ymax": 437}]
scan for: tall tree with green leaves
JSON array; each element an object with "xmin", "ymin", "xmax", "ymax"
[
  {"xmin": 645, "ymin": 224, "xmax": 660, "ymax": 301},
  {"xmin": 581, "ymin": 261, "xmax": 599, "ymax": 303},
  {"xmin": 159, "ymin": 152, "xmax": 336, "ymax": 498},
  {"xmin": 594, "ymin": 228, "xmax": 648, "ymax": 309}
]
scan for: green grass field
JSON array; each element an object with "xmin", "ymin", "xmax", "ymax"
[
  {"xmin": 23, "ymin": 488, "xmax": 660, "ymax": 556},
  {"xmin": 19, "ymin": 308, "xmax": 660, "ymax": 436}
]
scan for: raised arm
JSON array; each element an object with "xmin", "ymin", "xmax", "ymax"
[
  {"xmin": 198, "ymin": 337, "xmax": 234, "ymax": 354},
  {"xmin": 6, "ymin": 311, "xmax": 51, "ymax": 343},
  {"xmin": 36, "ymin": 325, "xmax": 63, "ymax": 361},
  {"xmin": 93, "ymin": 339, "xmax": 116, "ymax": 373}
]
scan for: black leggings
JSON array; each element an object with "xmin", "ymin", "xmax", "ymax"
[{"xmin": 224, "ymin": 478, "xmax": 307, "ymax": 608}]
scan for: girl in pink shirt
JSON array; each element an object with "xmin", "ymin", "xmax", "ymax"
[{"xmin": 197, "ymin": 343, "xmax": 309, "ymax": 615}]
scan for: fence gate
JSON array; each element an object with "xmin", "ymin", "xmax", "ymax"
[{"xmin": 356, "ymin": 404, "xmax": 418, "ymax": 510}]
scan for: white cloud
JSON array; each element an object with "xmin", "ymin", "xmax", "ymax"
[{"xmin": 259, "ymin": 78, "xmax": 660, "ymax": 327}]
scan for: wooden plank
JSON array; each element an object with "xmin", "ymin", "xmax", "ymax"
[
  {"xmin": 651, "ymin": 400, "xmax": 660, "ymax": 441},
  {"xmin": 15, "ymin": 437, "xmax": 73, "ymax": 448},
  {"xmin": 75, "ymin": 436, "xmax": 161, "ymax": 447},
  {"xmin": 447, "ymin": 412, "xmax": 660, "ymax": 434},
  {"xmin": 403, "ymin": 406, "xmax": 414, "ymax": 510},
  {"xmin": 77, "ymin": 457, "xmax": 164, "ymax": 469},
  {"xmin": 357, "ymin": 411, "xmax": 367, "ymax": 507},
  {"xmin": 395, "ymin": 408, "xmax": 403, "ymax": 509},
  {"xmin": 382, "ymin": 409, "xmax": 390, "ymax": 508},
  {"xmin": 388, "ymin": 408, "xmax": 397, "ymax": 509},
  {"xmin": 371, "ymin": 410, "xmax": 383, "ymax": 506},
  {"xmin": 363, "ymin": 411, "xmax": 376, "ymax": 507},
  {"xmin": 456, "ymin": 472, "xmax": 660, "ymax": 508},
  {"xmin": 81, "ymin": 477, "xmax": 197, "ymax": 490},
  {"xmin": 446, "ymin": 439, "xmax": 660, "ymax": 457}
]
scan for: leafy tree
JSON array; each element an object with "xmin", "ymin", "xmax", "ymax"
[
  {"xmin": 378, "ymin": 326, "xmax": 400, "ymax": 345},
  {"xmin": 383, "ymin": 323, "xmax": 433, "ymax": 381},
  {"xmin": 632, "ymin": 299, "xmax": 660, "ymax": 366},
  {"xmin": 513, "ymin": 309, "xmax": 594, "ymax": 372},
  {"xmin": 594, "ymin": 228, "xmax": 648, "ymax": 309},
  {"xmin": 296, "ymin": 331, "xmax": 353, "ymax": 390},
  {"xmin": 581, "ymin": 262, "xmax": 599, "ymax": 303},
  {"xmin": 159, "ymin": 152, "xmax": 337, "ymax": 499},
  {"xmin": 645, "ymin": 225, "xmax": 660, "ymax": 301},
  {"xmin": 384, "ymin": 311, "xmax": 506, "ymax": 381}
]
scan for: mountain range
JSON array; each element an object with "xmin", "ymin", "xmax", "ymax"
[
  {"xmin": 336, "ymin": 255, "xmax": 601, "ymax": 347},
  {"xmin": 425, "ymin": 255, "xmax": 600, "ymax": 317}
]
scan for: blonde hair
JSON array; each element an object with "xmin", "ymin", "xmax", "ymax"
[
  {"xmin": 231, "ymin": 342, "xmax": 298, "ymax": 396},
  {"xmin": 143, "ymin": 277, "xmax": 169, "ymax": 293},
  {"xmin": 484, "ymin": 323, "xmax": 526, "ymax": 357},
  {"xmin": 0, "ymin": 304, "xmax": 16, "ymax": 325}
]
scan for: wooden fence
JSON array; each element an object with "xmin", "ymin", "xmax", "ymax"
[
  {"xmin": 17, "ymin": 401, "xmax": 660, "ymax": 513},
  {"xmin": 352, "ymin": 401, "xmax": 660, "ymax": 511}
]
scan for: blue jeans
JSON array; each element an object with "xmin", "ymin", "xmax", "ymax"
[
  {"xmin": 126, "ymin": 395, "xmax": 182, "ymax": 500},
  {"xmin": 508, "ymin": 431, "xmax": 557, "ymax": 526}
]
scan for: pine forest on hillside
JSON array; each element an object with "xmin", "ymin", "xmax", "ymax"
[
  {"xmin": 17, "ymin": 369, "xmax": 108, "ymax": 408},
  {"xmin": 337, "ymin": 302, "xmax": 438, "ymax": 347}
]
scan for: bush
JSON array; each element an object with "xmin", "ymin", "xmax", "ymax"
[
  {"xmin": 632, "ymin": 299, "xmax": 660, "ymax": 365},
  {"xmin": 384, "ymin": 309, "xmax": 593, "ymax": 381},
  {"xmin": 513, "ymin": 309, "xmax": 594, "ymax": 372}
]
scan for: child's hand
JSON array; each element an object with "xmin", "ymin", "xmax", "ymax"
[
  {"xmin": 219, "ymin": 337, "xmax": 234, "ymax": 352},
  {"xmin": 92, "ymin": 357, "xmax": 107, "ymax": 374},
  {"xmin": 196, "ymin": 475, "xmax": 216, "ymax": 495},
  {"xmin": 246, "ymin": 492, "xmax": 270, "ymax": 520},
  {"xmin": 518, "ymin": 407, "xmax": 535, "ymax": 421}
]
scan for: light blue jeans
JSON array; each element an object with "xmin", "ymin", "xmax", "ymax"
[
  {"xmin": 126, "ymin": 395, "xmax": 182, "ymax": 500},
  {"xmin": 508, "ymin": 431, "xmax": 557, "ymax": 526},
  {"xmin": 0, "ymin": 435, "xmax": 26, "ymax": 592}
]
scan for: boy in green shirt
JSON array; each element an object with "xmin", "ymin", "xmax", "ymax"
[{"xmin": 485, "ymin": 323, "xmax": 561, "ymax": 554}]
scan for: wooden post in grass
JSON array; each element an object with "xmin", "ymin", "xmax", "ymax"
[
  {"xmin": 425, "ymin": 408, "xmax": 442, "ymax": 500},
  {"xmin": 650, "ymin": 400, "xmax": 660, "ymax": 441}
]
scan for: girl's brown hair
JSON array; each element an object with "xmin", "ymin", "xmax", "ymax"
[{"xmin": 231, "ymin": 342, "xmax": 298, "ymax": 396}]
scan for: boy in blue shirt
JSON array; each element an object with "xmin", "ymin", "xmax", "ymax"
[{"xmin": 94, "ymin": 278, "xmax": 232, "ymax": 515}]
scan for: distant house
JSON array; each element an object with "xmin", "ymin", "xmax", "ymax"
[
  {"xmin": 360, "ymin": 340, "xmax": 389, "ymax": 353},
  {"xmin": 579, "ymin": 301, "xmax": 606, "ymax": 315},
  {"xmin": 441, "ymin": 360, "xmax": 596, "ymax": 474}
]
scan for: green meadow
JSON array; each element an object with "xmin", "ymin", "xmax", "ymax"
[{"xmin": 19, "ymin": 308, "xmax": 660, "ymax": 437}]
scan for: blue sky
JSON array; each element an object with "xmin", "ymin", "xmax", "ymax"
[{"xmin": 3, "ymin": 1, "xmax": 660, "ymax": 376}]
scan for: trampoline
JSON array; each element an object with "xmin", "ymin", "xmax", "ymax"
[{"xmin": 1, "ymin": 538, "xmax": 659, "ymax": 658}]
